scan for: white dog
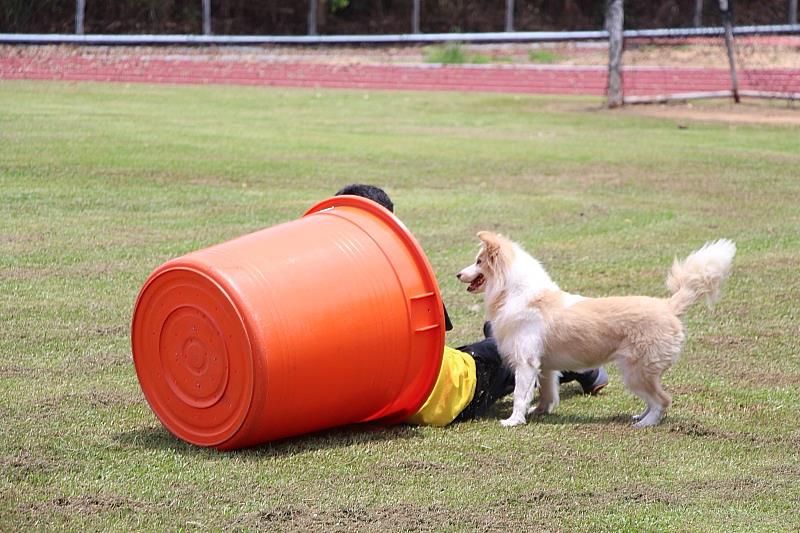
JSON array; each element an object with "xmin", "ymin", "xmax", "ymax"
[{"xmin": 457, "ymin": 232, "xmax": 735, "ymax": 428}]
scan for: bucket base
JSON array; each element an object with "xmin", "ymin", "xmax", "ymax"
[{"xmin": 132, "ymin": 267, "xmax": 254, "ymax": 447}]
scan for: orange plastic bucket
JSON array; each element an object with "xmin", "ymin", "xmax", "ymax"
[{"xmin": 131, "ymin": 196, "xmax": 445, "ymax": 449}]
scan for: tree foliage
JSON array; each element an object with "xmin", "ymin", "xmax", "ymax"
[{"xmin": 0, "ymin": 0, "xmax": 791, "ymax": 34}]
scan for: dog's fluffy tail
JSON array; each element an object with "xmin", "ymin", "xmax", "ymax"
[{"xmin": 666, "ymin": 239, "xmax": 736, "ymax": 317}]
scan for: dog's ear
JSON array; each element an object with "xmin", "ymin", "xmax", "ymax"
[
  {"xmin": 477, "ymin": 231, "xmax": 501, "ymax": 253},
  {"xmin": 477, "ymin": 231, "xmax": 514, "ymax": 274}
]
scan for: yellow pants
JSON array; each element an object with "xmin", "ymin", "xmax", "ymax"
[{"xmin": 405, "ymin": 346, "xmax": 477, "ymax": 426}]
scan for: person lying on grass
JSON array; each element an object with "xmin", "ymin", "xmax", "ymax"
[{"xmin": 335, "ymin": 183, "xmax": 608, "ymax": 426}]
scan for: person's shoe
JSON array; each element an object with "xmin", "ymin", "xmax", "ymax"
[{"xmin": 576, "ymin": 367, "xmax": 609, "ymax": 395}]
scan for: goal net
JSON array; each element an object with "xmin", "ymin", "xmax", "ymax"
[{"xmin": 620, "ymin": 30, "xmax": 800, "ymax": 104}]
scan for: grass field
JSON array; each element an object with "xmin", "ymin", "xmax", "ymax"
[{"xmin": 1, "ymin": 80, "xmax": 799, "ymax": 531}]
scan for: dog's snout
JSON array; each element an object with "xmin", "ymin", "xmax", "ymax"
[{"xmin": 456, "ymin": 272, "xmax": 462, "ymax": 280}]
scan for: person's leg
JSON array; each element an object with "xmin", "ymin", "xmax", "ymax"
[
  {"xmin": 454, "ymin": 338, "xmax": 514, "ymax": 421},
  {"xmin": 559, "ymin": 369, "xmax": 608, "ymax": 394}
]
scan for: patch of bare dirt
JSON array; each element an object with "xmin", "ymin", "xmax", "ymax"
[
  {"xmin": 728, "ymin": 370, "xmax": 800, "ymax": 387},
  {"xmin": 232, "ymin": 482, "xmax": 687, "ymax": 532},
  {"xmin": 497, "ymin": 484, "xmax": 676, "ymax": 517},
  {"xmin": 625, "ymin": 40, "xmax": 800, "ymax": 69},
  {"xmin": 74, "ymin": 324, "xmax": 129, "ymax": 337},
  {"xmin": 0, "ymin": 451, "xmax": 64, "ymax": 482},
  {"xmin": 0, "ymin": 266, "xmax": 59, "ymax": 281},
  {"xmin": 682, "ymin": 475, "xmax": 795, "ymax": 503},
  {"xmin": 390, "ymin": 459, "xmax": 454, "ymax": 473},
  {"xmin": 619, "ymin": 101, "xmax": 800, "ymax": 126},
  {"xmin": 30, "ymin": 493, "xmax": 144, "ymax": 515},
  {"xmin": 232, "ymin": 502, "xmax": 514, "ymax": 532},
  {"xmin": 1, "ymin": 351, "xmax": 132, "ymax": 379},
  {"xmin": 667, "ymin": 419, "xmax": 718, "ymax": 438},
  {"xmin": 32, "ymin": 389, "xmax": 141, "ymax": 418}
]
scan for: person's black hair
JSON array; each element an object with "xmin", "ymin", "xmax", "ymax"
[{"xmin": 335, "ymin": 183, "xmax": 394, "ymax": 213}]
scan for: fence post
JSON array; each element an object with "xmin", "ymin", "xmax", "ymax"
[
  {"xmin": 412, "ymin": 0, "xmax": 420, "ymax": 33},
  {"xmin": 75, "ymin": 0, "xmax": 86, "ymax": 35},
  {"xmin": 790, "ymin": 0, "xmax": 798, "ymax": 25},
  {"xmin": 719, "ymin": 0, "xmax": 740, "ymax": 103},
  {"xmin": 606, "ymin": 0, "xmax": 624, "ymax": 108},
  {"xmin": 505, "ymin": 0, "xmax": 515, "ymax": 32},
  {"xmin": 308, "ymin": 0, "xmax": 318, "ymax": 35},
  {"xmin": 202, "ymin": 0, "xmax": 211, "ymax": 35},
  {"xmin": 693, "ymin": 0, "xmax": 703, "ymax": 27}
]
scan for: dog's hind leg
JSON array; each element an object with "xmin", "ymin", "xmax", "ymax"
[
  {"xmin": 529, "ymin": 370, "xmax": 559, "ymax": 416},
  {"xmin": 501, "ymin": 362, "xmax": 539, "ymax": 427},
  {"xmin": 619, "ymin": 358, "xmax": 671, "ymax": 428},
  {"xmin": 632, "ymin": 374, "xmax": 671, "ymax": 428}
]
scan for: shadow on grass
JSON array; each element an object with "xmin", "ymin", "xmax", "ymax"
[
  {"xmin": 477, "ymin": 384, "xmax": 631, "ymax": 425},
  {"xmin": 486, "ymin": 394, "xmax": 720, "ymax": 434},
  {"xmin": 481, "ymin": 402, "xmax": 633, "ymax": 426},
  {"xmin": 117, "ymin": 385, "xmax": 642, "ymax": 454},
  {"xmin": 115, "ymin": 422, "xmax": 422, "ymax": 458},
  {"xmin": 532, "ymin": 413, "xmax": 633, "ymax": 426}
]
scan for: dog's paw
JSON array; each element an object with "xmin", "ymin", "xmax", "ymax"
[
  {"xmin": 500, "ymin": 416, "xmax": 526, "ymax": 427},
  {"xmin": 632, "ymin": 419, "xmax": 659, "ymax": 429},
  {"xmin": 632, "ymin": 411, "xmax": 663, "ymax": 428}
]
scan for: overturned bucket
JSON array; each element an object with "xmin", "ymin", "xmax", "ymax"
[{"xmin": 131, "ymin": 196, "xmax": 445, "ymax": 449}]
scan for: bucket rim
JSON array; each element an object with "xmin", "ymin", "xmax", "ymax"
[{"xmin": 304, "ymin": 195, "xmax": 446, "ymax": 423}]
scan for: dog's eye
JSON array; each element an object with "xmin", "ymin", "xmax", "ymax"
[{"xmin": 476, "ymin": 258, "xmax": 482, "ymax": 265}]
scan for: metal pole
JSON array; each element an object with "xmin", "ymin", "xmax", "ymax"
[
  {"xmin": 606, "ymin": 0, "xmax": 624, "ymax": 108},
  {"xmin": 308, "ymin": 0, "xmax": 318, "ymax": 36},
  {"xmin": 719, "ymin": 0, "xmax": 740, "ymax": 103},
  {"xmin": 505, "ymin": 0, "xmax": 515, "ymax": 32},
  {"xmin": 790, "ymin": 0, "xmax": 798, "ymax": 25},
  {"xmin": 693, "ymin": 0, "xmax": 703, "ymax": 27},
  {"xmin": 412, "ymin": 0, "xmax": 420, "ymax": 34},
  {"xmin": 6, "ymin": 24, "xmax": 799, "ymax": 46},
  {"xmin": 75, "ymin": 0, "xmax": 86, "ymax": 35},
  {"xmin": 202, "ymin": 0, "xmax": 211, "ymax": 35}
]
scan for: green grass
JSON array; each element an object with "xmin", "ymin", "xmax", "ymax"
[
  {"xmin": 425, "ymin": 42, "xmax": 469, "ymax": 64},
  {"xmin": 2, "ymin": 80, "xmax": 799, "ymax": 531},
  {"xmin": 424, "ymin": 42, "xmax": 512, "ymax": 65},
  {"xmin": 528, "ymin": 49, "xmax": 563, "ymax": 63}
]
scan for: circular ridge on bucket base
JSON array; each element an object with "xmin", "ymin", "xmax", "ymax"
[{"xmin": 132, "ymin": 267, "xmax": 254, "ymax": 447}]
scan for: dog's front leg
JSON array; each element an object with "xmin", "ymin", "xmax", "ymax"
[{"xmin": 501, "ymin": 363, "xmax": 539, "ymax": 427}]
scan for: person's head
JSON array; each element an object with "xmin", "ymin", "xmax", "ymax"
[{"xmin": 335, "ymin": 183, "xmax": 394, "ymax": 213}]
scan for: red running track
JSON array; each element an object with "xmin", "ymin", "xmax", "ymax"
[{"xmin": 1, "ymin": 51, "xmax": 798, "ymax": 96}]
